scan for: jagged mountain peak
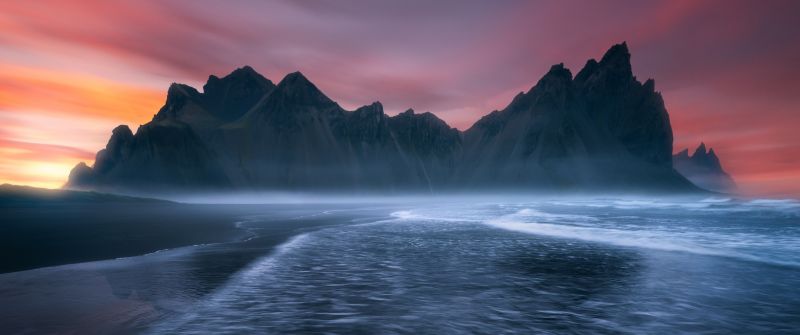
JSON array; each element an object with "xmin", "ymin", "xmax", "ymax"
[
  {"xmin": 156, "ymin": 66, "xmax": 276, "ymax": 124},
  {"xmin": 599, "ymin": 42, "xmax": 634, "ymax": 79},
  {"xmin": 227, "ymin": 65, "xmax": 260, "ymax": 78},
  {"xmin": 599, "ymin": 42, "xmax": 631, "ymax": 68},
  {"xmin": 691, "ymin": 143, "xmax": 722, "ymax": 170},
  {"xmin": 674, "ymin": 142, "xmax": 735, "ymax": 192},
  {"xmin": 111, "ymin": 124, "xmax": 134, "ymax": 138},
  {"xmin": 682, "ymin": 142, "xmax": 724, "ymax": 171},
  {"xmin": 352, "ymin": 102, "xmax": 385, "ymax": 117},
  {"xmin": 279, "ymin": 71, "xmax": 313, "ymax": 87},
  {"xmin": 498, "ymin": 63, "xmax": 574, "ymax": 115},
  {"xmin": 575, "ymin": 42, "xmax": 634, "ymax": 85},
  {"xmin": 364, "ymin": 101, "xmax": 384, "ymax": 110},
  {"xmin": 643, "ymin": 78, "xmax": 656, "ymax": 92},
  {"xmin": 240, "ymin": 70, "xmax": 340, "ymax": 127},
  {"xmin": 547, "ymin": 62, "xmax": 570, "ymax": 74},
  {"xmin": 392, "ymin": 108, "xmax": 445, "ymax": 124},
  {"xmin": 154, "ymin": 84, "xmax": 201, "ymax": 121},
  {"xmin": 601, "ymin": 42, "xmax": 629, "ymax": 59},
  {"xmin": 277, "ymin": 71, "xmax": 322, "ymax": 94},
  {"xmin": 199, "ymin": 66, "xmax": 276, "ymax": 121},
  {"xmin": 515, "ymin": 62, "xmax": 574, "ymax": 111},
  {"xmin": 206, "ymin": 65, "xmax": 257, "ymax": 82},
  {"xmin": 270, "ymin": 71, "xmax": 333, "ymax": 104},
  {"xmin": 537, "ymin": 63, "xmax": 573, "ymax": 86},
  {"xmin": 574, "ymin": 59, "xmax": 599, "ymax": 83},
  {"xmin": 694, "ymin": 142, "xmax": 708, "ymax": 156},
  {"xmin": 167, "ymin": 83, "xmax": 199, "ymax": 98},
  {"xmin": 203, "ymin": 65, "xmax": 274, "ymax": 93},
  {"xmin": 387, "ymin": 107, "xmax": 461, "ymax": 158}
]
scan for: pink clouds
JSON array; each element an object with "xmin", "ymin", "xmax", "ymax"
[{"xmin": 0, "ymin": 0, "xmax": 798, "ymax": 195}]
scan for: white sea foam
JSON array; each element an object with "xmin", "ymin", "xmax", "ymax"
[
  {"xmin": 699, "ymin": 197, "xmax": 732, "ymax": 203},
  {"xmin": 236, "ymin": 233, "xmax": 311, "ymax": 282},
  {"xmin": 391, "ymin": 210, "xmax": 417, "ymax": 220},
  {"xmin": 147, "ymin": 232, "xmax": 314, "ymax": 334},
  {"xmin": 543, "ymin": 196, "xmax": 799, "ymax": 215},
  {"xmin": 485, "ymin": 209, "xmax": 799, "ymax": 267},
  {"xmin": 746, "ymin": 198, "xmax": 800, "ymax": 209},
  {"xmin": 390, "ymin": 210, "xmax": 483, "ymax": 223},
  {"xmin": 515, "ymin": 208, "xmax": 597, "ymax": 222}
]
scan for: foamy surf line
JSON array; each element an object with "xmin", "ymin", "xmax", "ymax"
[
  {"xmin": 485, "ymin": 211, "xmax": 800, "ymax": 268},
  {"xmin": 145, "ymin": 232, "xmax": 313, "ymax": 334}
]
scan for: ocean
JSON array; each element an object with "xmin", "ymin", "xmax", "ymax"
[{"xmin": 2, "ymin": 196, "xmax": 799, "ymax": 334}]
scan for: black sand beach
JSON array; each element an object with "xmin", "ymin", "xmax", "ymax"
[
  {"xmin": 0, "ymin": 199, "xmax": 391, "ymax": 333},
  {"xmin": 1, "ymin": 203, "xmax": 245, "ymax": 274}
]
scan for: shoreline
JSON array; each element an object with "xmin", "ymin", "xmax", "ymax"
[
  {"xmin": 0, "ymin": 205, "xmax": 384, "ymax": 334},
  {"xmin": 1, "ymin": 203, "xmax": 247, "ymax": 274},
  {"xmin": 0, "ymin": 202, "xmax": 378, "ymax": 274}
]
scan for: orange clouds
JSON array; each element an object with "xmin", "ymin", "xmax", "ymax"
[
  {"xmin": 0, "ymin": 64, "xmax": 163, "ymax": 122},
  {"xmin": 0, "ymin": 65, "xmax": 163, "ymax": 188},
  {"xmin": 0, "ymin": 140, "xmax": 93, "ymax": 189}
]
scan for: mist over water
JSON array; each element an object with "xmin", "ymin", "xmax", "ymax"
[
  {"xmin": 2, "ymin": 195, "xmax": 799, "ymax": 333},
  {"xmin": 148, "ymin": 196, "xmax": 800, "ymax": 334}
]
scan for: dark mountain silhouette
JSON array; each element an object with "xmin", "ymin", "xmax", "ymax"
[
  {"xmin": 457, "ymin": 44, "xmax": 683, "ymax": 189},
  {"xmin": 673, "ymin": 143, "xmax": 736, "ymax": 192},
  {"xmin": 67, "ymin": 43, "xmax": 698, "ymax": 193}
]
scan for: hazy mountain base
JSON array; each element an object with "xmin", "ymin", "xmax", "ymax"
[{"xmin": 0, "ymin": 182, "xmax": 709, "ymax": 275}]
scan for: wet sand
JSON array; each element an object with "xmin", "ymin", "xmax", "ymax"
[{"xmin": 2, "ymin": 203, "xmax": 248, "ymax": 274}]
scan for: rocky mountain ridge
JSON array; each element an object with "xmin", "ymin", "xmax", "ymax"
[
  {"xmin": 673, "ymin": 143, "xmax": 736, "ymax": 192},
  {"xmin": 68, "ymin": 43, "xmax": 701, "ymax": 193}
]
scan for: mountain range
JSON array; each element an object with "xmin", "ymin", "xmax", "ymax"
[{"xmin": 67, "ymin": 43, "xmax": 722, "ymax": 194}]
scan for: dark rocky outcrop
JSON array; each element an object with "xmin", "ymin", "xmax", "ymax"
[
  {"xmin": 457, "ymin": 43, "xmax": 689, "ymax": 190},
  {"xmin": 673, "ymin": 143, "xmax": 736, "ymax": 193},
  {"xmin": 66, "ymin": 44, "xmax": 700, "ymax": 194}
]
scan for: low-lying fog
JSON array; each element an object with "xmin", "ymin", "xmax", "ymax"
[{"xmin": 2, "ymin": 192, "xmax": 799, "ymax": 333}]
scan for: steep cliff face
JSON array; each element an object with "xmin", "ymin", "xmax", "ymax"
[
  {"xmin": 201, "ymin": 65, "xmax": 275, "ymax": 122},
  {"xmin": 153, "ymin": 66, "xmax": 275, "ymax": 131},
  {"xmin": 673, "ymin": 143, "xmax": 736, "ymax": 192},
  {"xmin": 574, "ymin": 43, "xmax": 673, "ymax": 167},
  {"xmin": 458, "ymin": 43, "xmax": 690, "ymax": 190},
  {"xmin": 67, "ymin": 43, "xmax": 696, "ymax": 193},
  {"xmin": 68, "ymin": 123, "xmax": 228, "ymax": 191}
]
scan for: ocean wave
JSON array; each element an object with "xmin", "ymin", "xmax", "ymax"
[
  {"xmin": 390, "ymin": 210, "xmax": 483, "ymax": 223},
  {"xmin": 545, "ymin": 197, "xmax": 799, "ymax": 216},
  {"xmin": 746, "ymin": 198, "xmax": 800, "ymax": 209},
  {"xmin": 485, "ymin": 209, "xmax": 799, "ymax": 268},
  {"xmin": 699, "ymin": 197, "xmax": 732, "ymax": 203},
  {"xmin": 236, "ymin": 233, "xmax": 311, "ymax": 283},
  {"xmin": 515, "ymin": 208, "xmax": 597, "ymax": 222},
  {"xmin": 147, "ymin": 232, "xmax": 314, "ymax": 333}
]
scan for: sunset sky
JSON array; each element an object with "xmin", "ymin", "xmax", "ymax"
[{"xmin": 0, "ymin": 0, "xmax": 799, "ymax": 196}]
